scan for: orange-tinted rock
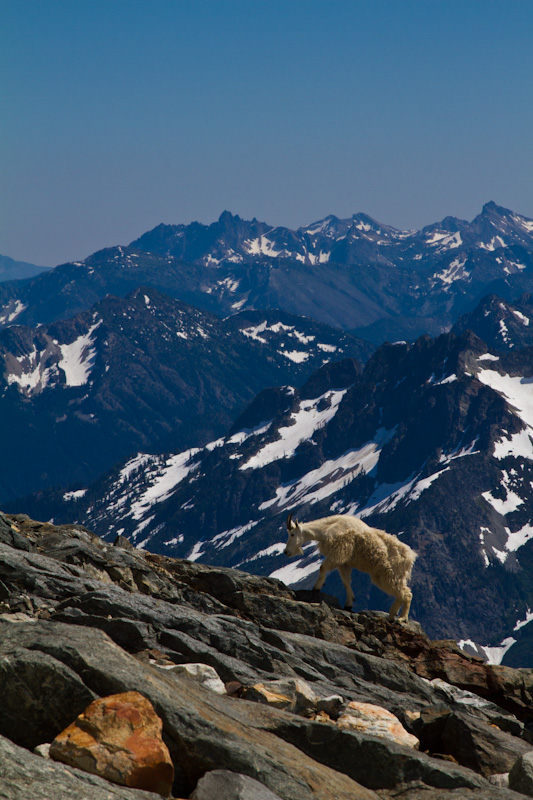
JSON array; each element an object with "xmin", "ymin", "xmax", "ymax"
[
  {"xmin": 337, "ymin": 701, "xmax": 420, "ymax": 749},
  {"xmin": 49, "ymin": 690, "xmax": 173, "ymax": 797},
  {"xmin": 242, "ymin": 683, "xmax": 293, "ymax": 710}
]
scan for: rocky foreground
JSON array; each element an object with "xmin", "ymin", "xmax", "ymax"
[{"xmin": 2, "ymin": 513, "xmax": 533, "ymax": 799}]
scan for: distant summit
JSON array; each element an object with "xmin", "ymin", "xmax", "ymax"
[
  {"xmin": 131, "ymin": 202, "xmax": 533, "ymax": 268},
  {"xmin": 0, "ymin": 254, "xmax": 49, "ymax": 283},
  {"xmin": 0, "ymin": 202, "xmax": 532, "ymax": 344}
]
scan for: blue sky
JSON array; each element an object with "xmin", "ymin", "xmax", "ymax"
[{"xmin": 1, "ymin": 0, "xmax": 532, "ymax": 265}]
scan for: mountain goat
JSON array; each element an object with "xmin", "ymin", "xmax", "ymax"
[{"xmin": 285, "ymin": 513, "xmax": 417, "ymax": 620}]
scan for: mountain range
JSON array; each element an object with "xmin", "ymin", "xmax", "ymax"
[
  {"xmin": 17, "ymin": 292, "xmax": 533, "ymax": 665},
  {"xmin": 0, "ymin": 287, "xmax": 369, "ymax": 503},
  {"xmin": 2, "ymin": 201, "xmax": 533, "ymax": 666},
  {"xmin": 1, "ymin": 202, "xmax": 532, "ymax": 343}
]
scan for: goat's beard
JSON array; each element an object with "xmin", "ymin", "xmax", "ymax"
[{"xmin": 286, "ymin": 545, "xmax": 304, "ymax": 557}]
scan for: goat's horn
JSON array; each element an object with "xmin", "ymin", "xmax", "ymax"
[{"xmin": 287, "ymin": 512, "xmax": 294, "ymax": 530}]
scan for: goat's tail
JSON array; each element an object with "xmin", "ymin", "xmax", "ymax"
[{"xmin": 404, "ymin": 547, "xmax": 417, "ymax": 583}]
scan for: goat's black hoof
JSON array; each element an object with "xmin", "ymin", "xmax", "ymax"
[{"xmin": 344, "ymin": 605, "xmax": 353, "ymax": 612}]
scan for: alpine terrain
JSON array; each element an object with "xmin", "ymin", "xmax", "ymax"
[
  {"xmin": 0, "ymin": 287, "xmax": 369, "ymax": 502},
  {"xmin": 20, "ymin": 293, "xmax": 533, "ymax": 666},
  {"xmin": 1, "ymin": 202, "xmax": 532, "ymax": 343},
  {"xmin": 2, "ymin": 202, "xmax": 533, "ymax": 669}
]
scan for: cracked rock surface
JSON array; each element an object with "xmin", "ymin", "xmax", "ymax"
[{"xmin": 0, "ymin": 512, "xmax": 530, "ymax": 798}]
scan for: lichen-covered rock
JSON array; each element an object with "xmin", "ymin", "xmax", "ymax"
[
  {"xmin": 243, "ymin": 677, "xmax": 321, "ymax": 717},
  {"xmin": 49, "ymin": 691, "xmax": 174, "ymax": 797},
  {"xmin": 337, "ymin": 701, "xmax": 419, "ymax": 748},
  {"xmin": 157, "ymin": 662, "xmax": 226, "ymax": 694},
  {"xmin": 242, "ymin": 683, "xmax": 293, "ymax": 710}
]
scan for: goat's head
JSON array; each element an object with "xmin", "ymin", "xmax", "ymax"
[{"xmin": 285, "ymin": 511, "xmax": 304, "ymax": 557}]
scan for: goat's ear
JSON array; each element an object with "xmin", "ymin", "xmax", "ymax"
[{"xmin": 287, "ymin": 511, "xmax": 294, "ymax": 531}]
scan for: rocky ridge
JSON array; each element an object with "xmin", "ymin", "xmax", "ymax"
[
  {"xmin": 452, "ymin": 294, "xmax": 533, "ymax": 351},
  {"xmin": 0, "ymin": 288, "xmax": 368, "ymax": 503},
  {"xmin": 1, "ymin": 203, "xmax": 532, "ymax": 342},
  {"xmin": 1, "ymin": 511, "xmax": 533, "ymax": 799}
]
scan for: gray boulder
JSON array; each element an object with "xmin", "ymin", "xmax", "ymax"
[
  {"xmin": 510, "ymin": 751, "xmax": 533, "ymax": 796},
  {"xmin": 0, "ymin": 733, "xmax": 164, "ymax": 800},
  {"xmin": 191, "ymin": 769, "xmax": 284, "ymax": 799}
]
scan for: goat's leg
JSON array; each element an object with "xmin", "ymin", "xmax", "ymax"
[
  {"xmin": 388, "ymin": 596, "xmax": 402, "ymax": 621},
  {"xmin": 338, "ymin": 564, "xmax": 354, "ymax": 610},
  {"xmin": 398, "ymin": 587, "xmax": 413, "ymax": 621},
  {"xmin": 312, "ymin": 559, "xmax": 330, "ymax": 593},
  {"xmin": 388, "ymin": 587, "xmax": 412, "ymax": 622}
]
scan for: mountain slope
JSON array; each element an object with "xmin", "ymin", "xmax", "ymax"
[
  {"xmin": 29, "ymin": 329, "xmax": 533, "ymax": 661},
  {"xmin": 0, "ymin": 288, "xmax": 367, "ymax": 502},
  {"xmin": 452, "ymin": 293, "xmax": 533, "ymax": 351}
]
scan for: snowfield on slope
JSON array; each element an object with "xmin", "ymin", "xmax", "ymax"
[{"xmin": 240, "ymin": 389, "xmax": 347, "ymax": 471}]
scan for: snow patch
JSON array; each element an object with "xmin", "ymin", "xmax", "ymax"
[
  {"xmin": 63, "ymin": 489, "xmax": 87, "ymax": 501},
  {"xmin": 434, "ymin": 256, "xmax": 468, "ymax": 286},
  {"xmin": 244, "ymin": 236, "xmax": 281, "ymax": 258},
  {"xmin": 511, "ymin": 309, "xmax": 530, "ymax": 326},
  {"xmin": 7, "ymin": 347, "xmax": 58, "ymax": 394},
  {"xmin": 5, "ymin": 300, "xmax": 27, "ymax": 323},
  {"xmin": 506, "ymin": 523, "xmax": 533, "ymax": 553},
  {"xmin": 237, "ymin": 542, "xmax": 286, "ymax": 567},
  {"xmin": 259, "ymin": 427, "xmax": 395, "ymax": 511},
  {"xmin": 240, "ymin": 389, "xmax": 348, "ymax": 471},
  {"xmin": 127, "ymin": 449, "xmax": 201, "ymax": 521},
  {"xmin": 187, "ymin": 540, "xmax": 206, "ymax": 562},
  {"xmin": 515, "ymin": 608, "xmax": 533, "ymax": 631},
  {"xmin": 211, "ymin": 520, "xmax": 259, "ymax": 550},
  {"xmin": 476, "ymin": 368, "xmax": 533, "ymax": 458},
  {"xmin": 226, "ymin": 420, "xmax": 272, "ymax": 446},
  {"xmin": 479, "ymin": 638, "xmax": 516, "ymax": 665},
  {"xmin": 357, "ymin": 441, "xmax": 478, "ymax": 517},
  {"xmin": 217, "ymin": 277, "xmax": 241, "ymax": 293},
  {"xmin": 280, "ymin": 350, "xmax": 309, "ymax": 363},
  {"xmin": 59, "ymin": 320, "xmax": 101, "ymax": 386},
  {"xmin": 481, "ymin": 488, "xmax": 524, "ymax": 515},
  {"xmin": 269, "ymin": 556, "xmax": 322, "ymax": 586},
  {"xmin": 428, "ymin": 373, "xmax": 457, "ymax": 385}
]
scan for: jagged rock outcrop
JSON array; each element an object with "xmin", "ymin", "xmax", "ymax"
[{"xmin": 0, "ymin": 511, "xmax": 530, "ymax": 798}]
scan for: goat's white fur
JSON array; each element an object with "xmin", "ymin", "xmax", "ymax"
[{"xmin": 285, "ymin": 513, "xmax": 417, "ymax": 620}]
